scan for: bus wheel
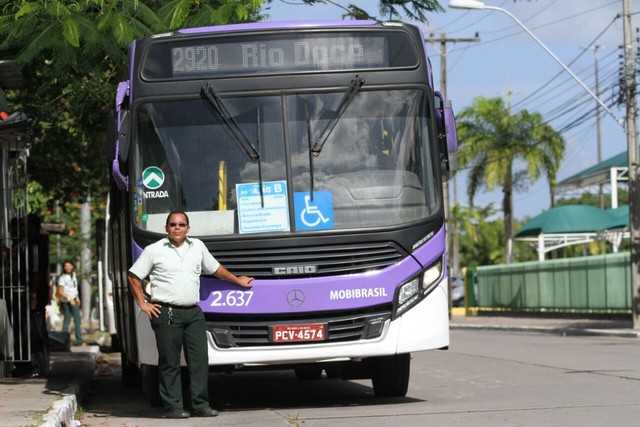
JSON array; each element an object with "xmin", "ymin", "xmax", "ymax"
[
  {"xmin": 120, "ymin": 352, "xmax": 141, "ymax": 389},
  {"xmin": 142, "ymin": 364, "xmax": 162, "ymax": 407},
  {"xmin": 294, "ymin": 367, "xmax": 323, "ymax": 380},
  {"xmin": 371, "ymin": 354, "xmax": 410, "ymax": 397},
  {"xmin": 324, "ymin": 366, "xmax": 342, "ymax": 379}
]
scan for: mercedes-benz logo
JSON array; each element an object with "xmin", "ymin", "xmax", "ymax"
[{"xmin": 287, "ymin": 289, "xmax": 305, "ymax": 308}]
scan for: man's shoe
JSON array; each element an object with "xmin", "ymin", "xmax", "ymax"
[
  {"xmin": 162, "ymin": 408, "xmax": 190, "ymax": 419},
  {"xmin": 192, "ymin": 407, "xmax": 219, "ymax": 417}
]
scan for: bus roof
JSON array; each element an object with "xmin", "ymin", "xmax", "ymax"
[{"xmin": 177, "ymin": 20, "xmax": 382, "ymax": 36}]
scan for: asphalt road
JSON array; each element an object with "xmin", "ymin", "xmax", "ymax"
[{"xmin": 79, "ymin": 329, "xmax": 640, "ymax": 426}]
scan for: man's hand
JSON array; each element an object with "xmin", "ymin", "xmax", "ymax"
[
  {"xmin": 214, "ymin": 265, "xmax": 254, "ymax": 289},
  {"xmin": 140, "ymin": 301, "xmax": 161, "ymax": 319},
  {"xmin": 237, "ymin": 276, "xmax": 254, "ymax": 289}
]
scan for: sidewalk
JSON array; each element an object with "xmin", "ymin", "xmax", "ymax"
[
  {"xmin": 0, "ymin": 345, "xmax": 98, "ymax": 427},
  {"xmin": 0, "ymin": 314, "xmax": 637, "ymax": 426},
  {"xmin": 451, "ymin": 308, "xmax": 640, "ymax": 338}
]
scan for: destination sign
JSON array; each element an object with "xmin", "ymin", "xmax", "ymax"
[{"xmin": 140, "ymin": 31, "xmax": 418, "ymax": 80}]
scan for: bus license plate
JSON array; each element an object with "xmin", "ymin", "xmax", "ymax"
[{"xmin": 272, "ymin": 323, "xmax": 326, "ymax": 343}]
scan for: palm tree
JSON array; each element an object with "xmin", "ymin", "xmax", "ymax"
[{"xmin": 456, "ymin": 97, "xmax": 565, "ymax": 264}]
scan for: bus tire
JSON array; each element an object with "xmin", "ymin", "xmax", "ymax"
[
  {"xmin": 371, "ymin": 354, "xmax": 410, "ymax": 397},
  {"xmin": 120, "ymin": 352, "xmax": 141, "ymax": 389},
  {"xmin": 294, "ymin": 367, "xmax": 323, "ymax": 380},
  {"xmin": 324, "ymin": 366, "xmax": 342, "ymax": 379},
  {"xmin": 142, "ymin": 364, "xmax": 162, "ymax": 407}
]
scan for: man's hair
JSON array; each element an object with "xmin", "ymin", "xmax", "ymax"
[{"xmin": 165, "ymin": 211, "xmax": 190, "ymax": 226}]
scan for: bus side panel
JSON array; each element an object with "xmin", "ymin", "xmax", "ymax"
[
  {"xmin": 109, "ymin": 184, "xmax": 138, "ymax": 365},
  {"xmin": 136, "ymin": 310, "xmax": 161, "ymax": 365},
  {"xmin": 396, "ymin": 279, "xmax": 449, "ymax": 353}
]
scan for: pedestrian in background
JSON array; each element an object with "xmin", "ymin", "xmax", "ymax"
[
  {"xmin": 127, "ymin": 211, "xmax": 254, "ymax": 419},
  {"xmin": 56, "ymin": 260, "xmax": 83, "ymax": 345}
]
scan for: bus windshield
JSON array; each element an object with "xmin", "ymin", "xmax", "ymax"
[{"xmin": 130, "ymin": 89, "xmax": 439, "ymax": 235}]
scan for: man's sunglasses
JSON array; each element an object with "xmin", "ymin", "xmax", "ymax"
[{"xmin": 168, "ymin": 222, "xmax": 188, "ymax": 227}]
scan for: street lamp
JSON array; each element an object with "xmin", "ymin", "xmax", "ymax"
[
  {"xmin": 448, "ymin": 0, "xmax": 625, "ymax": 128},
  {"xmin": 449, "ymin": 0, "xmax": 640, "ymax": 329}
]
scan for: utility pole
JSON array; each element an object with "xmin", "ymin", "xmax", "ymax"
[
  {"xmin": 505, "ymin": 86, "xmax": 515, "ymax": 264},
  {"xmin": 622, "ymin": 0, "xmax": 640, "ymax": 329},
  {"xmin": 426, "ymin": 33, "xmax": 480, "ymax": 276},
  {"xmin": 586, "ymin": 45, "xmax": 604, "ymax": 208}
]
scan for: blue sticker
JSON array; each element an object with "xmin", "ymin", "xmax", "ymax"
[{"xmin": 294, "ymin": 191, "xmax": 334, "ymax": 231}]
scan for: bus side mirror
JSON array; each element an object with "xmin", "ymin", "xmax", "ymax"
[
  {"xmin": 443, "ymin": 100, "xmax": 458, "ymax": 174},
  {"xmin": 117, "ymin": 110, "xmax": 130, "ymax": 166},
  {"xmin": 111, "ymin": 81, "xmax": 130, "ymax": 190},
  {"xmin": 110, "ymin": 110, "xmax": 130, "ymax": 190},
  {"xmin": 443, "ymin": 100, "xmax": 458, "ymax": 154},
  {"xmin": 434, "ymin": 92, "xmax": 458, "ymax": 180},
  {"xmin": 434, "ymin": 91, "xmax": 458, "ymax": 154}
]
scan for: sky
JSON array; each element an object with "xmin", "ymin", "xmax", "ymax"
[{"xmin": 264, "ymin": 0, "xmax": 640, "ymax": 221}]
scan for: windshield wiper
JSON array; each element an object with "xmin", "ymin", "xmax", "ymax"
[
  {"xmin": 310, "ymin": 75, "xmax": 365, "ymax": 155},
  {"xmin": 305, "ymin": 101, "xmax": 316, "ymax": 201},
  {"xmin": 200, "ymin": 83, "xmax": 260, "ymax": 160},
  {"xmin": 256, "ymin": 107, "xmax": 265, "ymax": 208}
]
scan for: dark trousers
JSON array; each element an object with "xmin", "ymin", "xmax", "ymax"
[
  {"xmin": 60, "ymin": 301, "xmax": 83, "ymax": 344},
  {"xmin": 150, "ymin": 305, "xmax": 209, "ymax": 411},
  {"xmin": 12, "ymin": 310, "xmax": 50, "ymax": 377}
]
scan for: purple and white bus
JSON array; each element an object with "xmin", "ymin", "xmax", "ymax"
[{"xmin": 108, "ymin": 20, "xmax": 458, "ymax": 402}]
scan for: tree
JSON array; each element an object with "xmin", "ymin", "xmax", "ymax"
[
  {"xmin": 556, "ymin": 191, "xmax": 629, "ymax": 209},
  {"xmin": 453, "ymin": 204, "xmax": 503, "ymax": 267},
  {"xmin": 0, "ymin": 1, "xmax": 263, "ymax": 202},
  {"xmin": 456, "ymin": 97, "xmax": 565, "ymax": 264}
]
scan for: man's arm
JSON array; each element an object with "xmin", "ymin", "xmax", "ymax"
[
  {"xmin": 213, "ymin": 265, "xmax": 254, "ymax": 288},
  {"xmin": 127, "ymin": 272, "xmax": 161, "ymax": 319}
]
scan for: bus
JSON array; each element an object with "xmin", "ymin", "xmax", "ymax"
[{"xmin": 107, "ymin": 20, "xmax": 458, "ymax": 402}]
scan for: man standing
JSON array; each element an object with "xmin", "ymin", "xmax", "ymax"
[{"xmin": 127, "ymin": 211, "xmax": 253, "ymax": 419}]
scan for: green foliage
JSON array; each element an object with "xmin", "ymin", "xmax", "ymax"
[
  {"xmin": 556, "ymin": 191, "xmax": 629, "ymax": 209},
  {"xmin": 456, "ymin": 97, "xmax": 565, "ymax": 261},
  {"xmin": 452, "ymin": 203, "xmax": 541, "ymax": 267},
  {"xmin": 157, "ymin": 0, "xmax": 263, "ymax": 29},
  {"xmin": 456, "ymin": 97, "xmax": 565, "ymax": 203},
  {"xmin": 39, "ymin": 197, "xmax": 106, "ymax": 275},
  {"xmin": 27, "ymin": 181, "xmax": 49, "ymax": 214},
  {"xmin": 451, "ymin": 204, "xmax": 505, "ymax": 267}
]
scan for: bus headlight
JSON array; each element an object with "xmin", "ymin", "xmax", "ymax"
[
  {"xmin": 422, "ymin": 259, "xmax": 443, "ymax": 292},
  {"xmin": 397, "ymin": 278, "xmax": 420, "ymax": 311},
  {"xmin": 394, "ymin": 258, "xmax": 444, "ymax": 317}
]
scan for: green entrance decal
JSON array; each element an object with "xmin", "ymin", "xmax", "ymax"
[{"xmin": 142, "ymin": 166, "xmax": 165, "ymax": 190}]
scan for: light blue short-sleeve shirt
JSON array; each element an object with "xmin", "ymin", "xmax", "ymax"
[{"xmin": 128, "ymin": 236, "xmax": 220, "ymax": 306}]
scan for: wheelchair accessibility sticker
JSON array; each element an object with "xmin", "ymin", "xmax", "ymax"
[{"xmin": 294, "ymin": 191, "xmax": 334, "ymax": 231}]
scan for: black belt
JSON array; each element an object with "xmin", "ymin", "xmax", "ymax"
[{"xmin": 153, "ymin": 301, "xmax": 199, "ymax": 310}]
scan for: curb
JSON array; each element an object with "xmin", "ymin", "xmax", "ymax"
[
  {"xmin": 450, "ymin": 323, "xmax": 640, "ymax": 339},
  {"xmin": 40, "ymin": 347, "xmax": 99, "ymax": 427}
]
